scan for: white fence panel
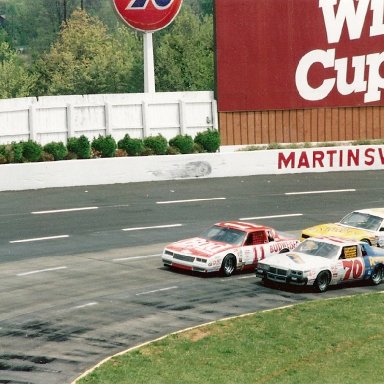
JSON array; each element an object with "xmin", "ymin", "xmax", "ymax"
[{"xmin": 0, "ymin": 91, "xmax": 217, "ymax": 145}]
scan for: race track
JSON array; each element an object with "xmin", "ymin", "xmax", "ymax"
[{"xmin": 1, "ymin": 170, "xmax": 383, "ymax": 384}]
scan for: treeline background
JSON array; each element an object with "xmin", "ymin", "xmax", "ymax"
[{"xmin": 0, "ymin": 0, "xmax": 214, "ymax": 98}]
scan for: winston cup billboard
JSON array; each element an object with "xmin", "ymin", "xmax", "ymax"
[{"xmin": 215, "ymin": 0, "xmax": 384, "ymax": 111}]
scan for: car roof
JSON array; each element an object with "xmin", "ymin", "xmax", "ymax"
[
  {"xmin": 354, "ymin": 208, "xmax": 384, "ymax": 218},
  {"xmin": 305, "ymin": 236, "xmax": 361, "ymax": 247},
  {"xmin": 214, "ymin": 221, "xmax": 271, "ymax": 233}
]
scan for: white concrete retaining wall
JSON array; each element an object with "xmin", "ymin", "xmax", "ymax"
[
  {"xmin": 1, "ymin": 145, "xmax": 383, "ymax": 191},
  {"xmin": 0, "ymin": 91, "xmax": 217, "ymax": 145}
]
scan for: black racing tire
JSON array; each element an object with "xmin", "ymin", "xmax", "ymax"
[
  {"xmin": 370, "ymin": 265, "xmax": 383, "ymax": 285},
  {"xmin": 313, "ymin": 271, "xmax": 331, "ymax": 293},
  {"xmin": 221, "ymin": 254, "xmax": 236, "ymax": 277},
  {"xmin": 361, "ymin": 238, "xmax": 371, "ymax": 245}
]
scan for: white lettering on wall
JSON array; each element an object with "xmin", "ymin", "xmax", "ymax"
[
  {"xmin": 296, "ymin": 0, "xmax": 384, "ymax": 103},
  {"xmin": 319, "ymin": 0, "xmax": 370, "ymax": 43}
]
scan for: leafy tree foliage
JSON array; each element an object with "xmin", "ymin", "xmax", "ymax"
[
  {"xmin": 32, "ymin": 10, "xmax": 142, "ymax": 95},
  {"xmin": 0, "ymin": 42, "xmax": 36, "ymax": 98},
  {"xmin": 155, "ymin": 6, "xmax": 213, "ymax": 91},
  {"xmin": 0, "ymin": 1, "xmax": 214, "ymax": 98}
]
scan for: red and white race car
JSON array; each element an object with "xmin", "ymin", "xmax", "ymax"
[{"xmin": 162, "ymin": 221, "xmax": 299, "ymax": 276}]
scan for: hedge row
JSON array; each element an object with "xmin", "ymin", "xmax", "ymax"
[{"xmin": 0, "ymin": 129, "xmax": 220, "ymax": 164}]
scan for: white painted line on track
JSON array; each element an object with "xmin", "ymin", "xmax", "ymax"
[
  {"xmin": 122, "ymin": 224, "xmax": 182, "ymax": 231},
  {"xmin": 157, "ymin": 197, "xmax": 226, "ymax": 204},
  {"xmin": 239, "ymin": 213, "xmax": 303, "ymax": 220},
  {"xmin": 285, "ymin": 189, "xmax": 356, "ymax": 195},
  {"xmin": 17, "ymin": 266, "xmax": 67, "ymax": 277},
  {"xmin": 72, "ymin": 302, "xmax": 98, "ymax": 310},
  {"xmin": 136, "ymin": 286, "xmax": 178, "ymax": 296},
  {"xmin": 31, "ymin": 206, "xmax": 99, "ymax": 214},
  {"xmin": 114, "ymin": 254, "xmax": 162, "ymax": 262},
  {"xmin": 10, "ymin": 235, "xmax": 70, "ymax": 244}
]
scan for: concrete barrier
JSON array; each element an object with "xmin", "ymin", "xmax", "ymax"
[{"xmin": 1, "ymin": 144, "xmax": 383, "ymax": 191}]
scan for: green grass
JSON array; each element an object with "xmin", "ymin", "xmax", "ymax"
[{"xmin": 77, "ymin": 292, "xmax": 384, "ymax": 384}]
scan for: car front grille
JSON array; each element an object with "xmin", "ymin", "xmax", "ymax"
[
  {"xmin": 269, "ymin": 267, "xmax": 287, "ymax": 276},
  {"xmin": 267, "ymin": 267, "xmax": 288, "ymax": 282},
  {"xmin": 173, "ymin": 253, "xmax": 195, "ymax": 263}
]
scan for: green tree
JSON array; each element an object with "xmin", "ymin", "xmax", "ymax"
[
  {"xmin": 155, "ymin": 6, "xmax": 213, "ymax": 91},
  {"xmin": 0, "ymin": 42, "xmax": 36, "ymax": 98},
  {"xmin": 32, "ymin": 9, "xmax": 142, "ymax": 96}
]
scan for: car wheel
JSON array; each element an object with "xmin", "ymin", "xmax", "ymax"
[
  {"xmin": 370, "ymin": 265, "xmax": 383, "ymax": 285},
  {"xmin": 221, "ymin": 254, "xmax": 236, "ymax": 277},
  {"xmin": 314, "ymin": 271, "xmax": 330, "ymax": 292},
  {"xmin": 361, "ymin": 238, "xmax": 371, "ymax": 245}
]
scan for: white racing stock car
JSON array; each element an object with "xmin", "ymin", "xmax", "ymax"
[
  {"xmin": 162, "ymin": 221, "xmax": 299, "ymax": 276},
  {"xmin": 256, "ymin": 237, "xmax": 384, "ymax": 292}
]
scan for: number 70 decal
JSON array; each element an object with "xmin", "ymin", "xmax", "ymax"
[
  {"xmin": 342, "ymin": 259, "xmax": 363, "ymax": 280},
  {"xmin": 127, "ymin": 0, "xmax": 174, "ymax": 9}
]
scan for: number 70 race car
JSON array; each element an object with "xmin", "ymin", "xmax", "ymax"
[
  {"xmin": 162, "ymin": 221, "xmax": 299, "ymax": 276},
  {"xmin": 256, "ymin": 237, "xmax": 384, "ymax": 292}
]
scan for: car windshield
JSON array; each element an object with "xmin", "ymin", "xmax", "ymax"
[
  {"xmin": 199, "ymin": 225, "xmax": 246, "ymax": 245},
  {"xmin": 295, "ymin": 239, "xmax": 341, "ymax": 259},
  {"xmin": 340, "ymin": 212, "xmax": 383, "ymax": 231}
]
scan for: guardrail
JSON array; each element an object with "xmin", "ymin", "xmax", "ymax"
[{"xmin": 1, "ymin": 144, "xmax": 383, "ymax": 192}]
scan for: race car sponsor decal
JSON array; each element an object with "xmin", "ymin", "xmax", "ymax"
[
  {"xmin": 343, "ymin": 246, "xmax": 358, "ymax": 259},
  {"xmin": 170, "ymin": 238, "xmax": 233, "ymax": 256},
  {"xmin": 269, "ymin": 240, "xmax": 298, "ymax": 253},
  {"xmin": 368, "ymin": 256, "xmax": 384, "ymax": 268}
]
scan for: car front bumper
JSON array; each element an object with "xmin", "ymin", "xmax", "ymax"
[
  {"xmin": 162, "ymin": 253, "xmax": 220, "ymax": 274},
  {"xmin": 255, "ymin": 268, "xmax": 308, "ymax": 286}
]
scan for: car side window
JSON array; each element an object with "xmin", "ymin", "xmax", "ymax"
[
  {"xmin": 341, "ymin": 245, "xmax": 358, "ymax": 259},
  {"xmin": 246, "ymin": 231, "xmax": 267, "ymax": 245}
]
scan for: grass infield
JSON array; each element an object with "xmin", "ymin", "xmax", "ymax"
[{"xmin": 77, "ymin": 292, "xmax": 384, "ymax": 384}]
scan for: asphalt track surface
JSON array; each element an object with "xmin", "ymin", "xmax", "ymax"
[{"xmin": 1, "ymin": 170, "xmax": 384, "ymax": 384}]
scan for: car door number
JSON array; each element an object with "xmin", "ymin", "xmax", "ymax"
[{"xmin": 342, "ymin": 259, "xmax": 364, "ymax": 280}]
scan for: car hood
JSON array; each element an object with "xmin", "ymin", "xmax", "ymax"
[
  {"xmin": 165, "ymin": 237, "xmax": 235, "ymax": 258},
  {"xmin": 262, "ymin": 252, "xmax": 330, "ymax": 270},
  {"xmin": 302, "ymin": 223, "xmax": 373, "ymax": 240}
]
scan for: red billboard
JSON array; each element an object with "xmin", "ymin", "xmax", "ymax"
[{"xmin": 215, "ymin": 0, "xmax": 384, "ymax": 111}]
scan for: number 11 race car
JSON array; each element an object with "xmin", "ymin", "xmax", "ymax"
[
  {"xmin": 162, "ymin": 221, "xmax": 299, "ymax": 276},
  {"xmin": 256, "ymin": 237, "xmax": 384, "ymax": 292}
]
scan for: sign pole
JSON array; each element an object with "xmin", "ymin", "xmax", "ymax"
[{"xmin": 144, "ymin": 32, "xmax": 156, "ymax": 93}]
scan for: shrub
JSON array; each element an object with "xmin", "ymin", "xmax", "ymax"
[
  {"xmin": 193, "ymin": 142, "xmax": 205, "ymax": 153},
  {"xmin": 169, "ymin": 134, "xmax": 194, "ymax": 154},
  {"xmin": 5, "ymin": 143, "xmax": 23, "ymax": 163},
  {"xmin": 115, "ymin": 148, "xmax": 128, "ymax": 157},
  {"xmin": 118, "ymin": 134, "xmax": 145, "ymax": 156},
  {"xmin": 141, "ymin": 147, "xmax": 155, "ymax": 156},
  {"xmin": 22, "ymin": 140, "xmax": 43, "ymax": 162},
  {"xmin": 143, "ymin": 134, "xmax": 168, "ymax": 155},
  {"xmin": 91, "ymin": 135, "xmax": 117, "ymax": 158},
  {"xmin": 43, "ymin": 142, "xmax": 68, "ymax": 161},
  {"xmin": 167, "ymin": 146, "xmax": 180, "ymax": 155},
  {"xmin": 67, "ymin": 135, "xmax": 91, "ymax": 159},
  {"xmin": 194, "ymin": 129, "xmax": 220, "ymax": 153},
  {"xmin": 40, "ymin": 152, "xmax": 55, "ymax": 161}
]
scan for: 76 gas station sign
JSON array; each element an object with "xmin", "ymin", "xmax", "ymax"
[{"xmin": 112, "ymin": 0, "xmax": 183, "ymax": 32}]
